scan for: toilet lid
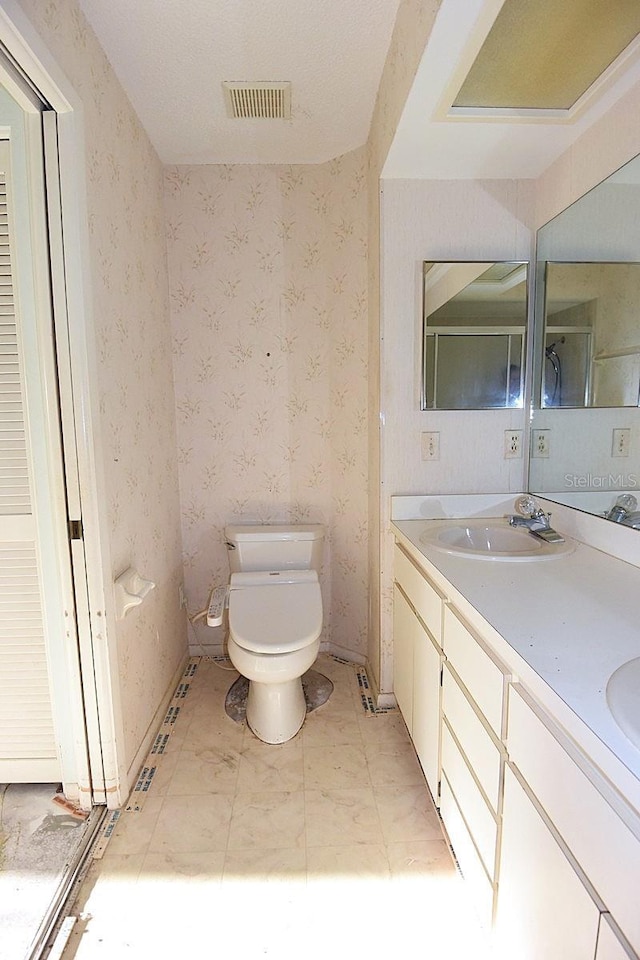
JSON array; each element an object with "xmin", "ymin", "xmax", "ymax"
[{"xmin": 228, "ymin": 572, "xmax": 323, "ymax": 654}]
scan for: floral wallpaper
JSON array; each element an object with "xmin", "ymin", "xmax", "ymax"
[
  {"xmin": 14, "ymin": 0, "xmax": 186, "ymax": 776},
  {"xmin": 164, "ymin": 151, "xmax": 369, "ymax": 660}
]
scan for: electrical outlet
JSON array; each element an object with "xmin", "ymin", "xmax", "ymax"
[
  {"xmin": 532, "ymin": 429, "xmax": 550, "ymax": 458},
  {"xmin": 421, "ymin": 431, "xmax": 440, "ymax": 461},
  {"xmin": 612, "ymin": 428, "xmax": 631, "ymax": 458},
  {"xmin": 504, "ymin": 430, "xmax": 523, "ymax": 459}
]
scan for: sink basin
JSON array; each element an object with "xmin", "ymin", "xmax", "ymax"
[
  {"xmin": 418, "ymin": 519, "xmax": 575, "ymax": 562},
  {"xmin": 607, "ymin": 657, "xmax": 640, "ymax": 750}
]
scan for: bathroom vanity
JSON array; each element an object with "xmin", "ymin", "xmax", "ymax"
[{"xmin": 391, "ymin": 500, "xmax": 640, "ymax": 960}]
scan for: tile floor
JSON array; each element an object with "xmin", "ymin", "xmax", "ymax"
[{"xmin": 60, "ymin": 656, "xmax": 489, "ymax": 959}]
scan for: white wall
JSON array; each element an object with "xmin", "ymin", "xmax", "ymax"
[{"xmin": 377, "ymin": 177, "xmax": 534, "ymax": 694}]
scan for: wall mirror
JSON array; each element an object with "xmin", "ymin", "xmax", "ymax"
[
  {"xmin": 421, "ymin": 261, "xmax": 528, "ymax": 410},
  {"xmin": 530, "ymin": 154, "xmax": 640, "ymax": 523}
]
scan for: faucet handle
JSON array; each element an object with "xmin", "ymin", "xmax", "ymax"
[{"xmin": 514, "ymin": 494, "xmax": 537, "ymax": 518}]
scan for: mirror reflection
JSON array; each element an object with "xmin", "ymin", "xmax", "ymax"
[
  {"xmin": 421, "ymin": 261, "xmax": 527, "ymax": 410},
  {"xmin": 530, "ymin": 153, "xmax": 640, "ymax": 523},
  {"xmin": 542, "ymin": 262, "xmax": 640, "ymax": 408}
]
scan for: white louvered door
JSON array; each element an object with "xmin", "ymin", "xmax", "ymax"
[{"xmin": 0, "ymin": 142, "xmax": 61, "ymax": 781}]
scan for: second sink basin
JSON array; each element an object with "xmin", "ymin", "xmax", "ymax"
[
  {"xmin": 419, "ymin": 519, "xmax": 575, "ymax": 561},
  {"xmin": 607, "ymin": 657, "xmax": 640, "ymax": 752}
]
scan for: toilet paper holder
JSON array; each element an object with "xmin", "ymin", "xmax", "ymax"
[{"xmin": 114, "ymin": 567, "xmax": 155, "ymax": 620}]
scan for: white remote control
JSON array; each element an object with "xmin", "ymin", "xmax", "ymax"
[{"xmin": 206, "ymin": 586, "xmax": 228, "ymax": 627}]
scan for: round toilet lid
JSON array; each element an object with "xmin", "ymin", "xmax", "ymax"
[{"xmin": 229, "ymin": 580, "xmax": 322, "ymax": 654}]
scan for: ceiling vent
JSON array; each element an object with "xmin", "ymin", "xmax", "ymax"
[{"xmin": 222, "ymin": 81, "xmax": 291, "ymax": 119}]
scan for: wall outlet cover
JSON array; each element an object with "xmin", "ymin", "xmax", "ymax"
[{"xmin": 504, "ymin": 430, "xmax": 523, "ymax": 459}]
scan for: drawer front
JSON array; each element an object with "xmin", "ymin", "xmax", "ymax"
[
  {"xmin": 412, "ymin": 621, "xmax": 441, "ymax": 803},
  {"xmin": 394, "ymin": 544, "xmax": 443, "ymax": 645},
  {"xmin": 443, "ymin": 605, "xmax": 506, "ymax": 735},
  {"xmin": 442, "ymin": 665, "xmax": 502, "ymax": 813},
  {"xmin": 440, "ymin": 774, "xmax": 494, "ymax": 929},
  {"xmin": 596, "ymin": 916, "xmax": 638, "ymax": 960},
  {"xmin": 495, "ymin": 764, "xmax": 601, "ymax": 960},
  {"xmin": 392, "ymin": 584, "xmax": 415, "ymax": 731},
  {"xmin": 441, "ymin": 722, "xmax": 497, "ymax": 878},
  {"xmin": 508, "ymin": 684, "xmax": 640, "ymax": 956}
]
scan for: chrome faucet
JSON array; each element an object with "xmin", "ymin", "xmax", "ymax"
[
  {"xmin": 605, "ymin": 494, "xmax": 638, "ymax": 523},
  {"xmin": 507, "ymin": 495, "xmax": 565, "ymax": 543}
]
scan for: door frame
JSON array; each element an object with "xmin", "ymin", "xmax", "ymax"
[{"xmin": 1, "ymin": 2, "xmax": 128, "ymax": 807}]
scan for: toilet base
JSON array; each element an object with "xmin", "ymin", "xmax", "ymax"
[{"xmin": 246, "ymin": 677, "xmax": 307, "ymax": 744}]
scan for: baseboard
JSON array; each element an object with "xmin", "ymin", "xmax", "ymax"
[
  {"xmin": 125, "ymin": 653, "xmax": 189, "ymax": 799},
  {"xmin": 326, "ymin": 642, "xmax": 367, "ymax": 665},
  {"xmin": 364, "ymin": 659, "xmax": 397, "ymax": 710}
]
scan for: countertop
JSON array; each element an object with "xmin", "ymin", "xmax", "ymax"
[{"xmin": 392, "ymin": 517, "xmax": 640, "ymax": 796}]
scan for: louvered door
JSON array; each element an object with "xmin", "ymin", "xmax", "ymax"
[{"xmin": 0, "ymin": 144, "xmax": 60, "ymax": 781}]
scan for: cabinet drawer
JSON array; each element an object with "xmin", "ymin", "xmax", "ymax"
[
  {"xmin": 596, "ymin": 916, "xmax": 639, "ymax": 960},
  {"xmin": 413, "ymin": 621, "xmax": 441, "ymax": 803},
  {"xmin": 440, "ymin": 774, "xmax": 494, "ymax": 929},
  {"xmin": 441, "ymin": 722, "xmax": 497, "ymax": 879},
  {"xmin": 442, "ymin": 665, "xmax": 502, "ymax": 813},
  {"xmin": 495, "ymin": 764, "xmax": 601, "ymax": 960},
  {"xmin": 394, "ymin": 544, "xmax": 443, "ymax": 645},
  {"xmin": 508, "ymin": 684, "xmax": 640, "ymax": 956},
  {"xmin": 443, "ymin": 605, "xmax": 507, "ymax": 736}
]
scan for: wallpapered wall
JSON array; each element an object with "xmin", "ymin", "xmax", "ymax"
[
  {"xmin": 164, "ymin": 151, "xmax": 369, "ymax": 660},
  {"xmin": 15, "ymin": 0, "xmax": 187, "ymax": 774}
]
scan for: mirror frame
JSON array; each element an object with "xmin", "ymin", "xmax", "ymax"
[{"xmin": 421, "ymin": 260, "xmax": 529, "ymax": 412}]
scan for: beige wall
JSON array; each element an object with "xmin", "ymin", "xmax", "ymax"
[
  {"xmin": 377, "ymin": 178, "xmax": 534, "ymax": 694},
  {"xmin": 365, "ymin": 0, "xmax": 444, "ymax": 692},
  {"xmin": 164, "ymin": 152, "xmax": 369, "ymax": 661},
  {"xmin": 13, "ymin": 0, "xmax": 186, "ymax": 777}
]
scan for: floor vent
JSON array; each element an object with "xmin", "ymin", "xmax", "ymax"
[{"xmin": 222, "ymin": 81, "xmax": 291, "ymax": 119}]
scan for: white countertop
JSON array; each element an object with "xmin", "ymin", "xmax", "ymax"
[{"xmin": 392, "ymin": 516, "xmax": 640, "ymax": 795}]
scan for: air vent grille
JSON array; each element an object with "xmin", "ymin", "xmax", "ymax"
[{"xmin": 223, "ymin": 81, "xmax": 291, "ymax": 119}]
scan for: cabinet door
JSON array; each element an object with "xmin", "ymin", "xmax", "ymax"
[
  {"xmin": 596, "ymin": 916, "xmax": 637, "ymax": 960},
  {"xmin": 412, "ymin": 622, "xmax": 441, "ymax": 802},
  {"xmin": 393, "ymin": 584, "xmax": 414, "ymax": 732},
  {"xmin": 495, "ymin": 765, "xmax": 600, "ymax": 960}
]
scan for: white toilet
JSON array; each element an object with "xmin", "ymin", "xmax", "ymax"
[{"xmin": 224, "ymin": 523, "xmax": 325, "ymax": 744}]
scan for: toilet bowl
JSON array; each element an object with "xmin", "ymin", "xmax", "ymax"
[{"xmin": 227, "ymin": 570, "xmax": 323, "ymax": 743}]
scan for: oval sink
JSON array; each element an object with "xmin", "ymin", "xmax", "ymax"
[
  {"xmin": 419, "ymin": 519, "xmax": 575, "ymax": 562},
  {"xmin": 607, "ymin": 657, "xmax": 640, "ymax": 751}
]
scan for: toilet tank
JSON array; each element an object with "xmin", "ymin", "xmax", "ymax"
[{"xmin": 225, "ymin": 524, "xmax": 325, "ymax": 573}]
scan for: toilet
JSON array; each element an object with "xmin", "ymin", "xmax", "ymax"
[{"xmin": 224, "ymin": 523, "xmax": 325, "ymax": 743}]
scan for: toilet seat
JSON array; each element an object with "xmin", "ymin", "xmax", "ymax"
[{"xmin": 228, "ymin": 570, "xmax": 322, "ymax": 655}]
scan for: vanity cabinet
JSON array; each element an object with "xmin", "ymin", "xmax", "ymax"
[
  {"xmin": 393, "ymin": 545, "xmax": 443, "ymax": 801},
  {"xmin": 504, "ymin": 684, "xmax": 640, "ymax": 959},
  {"xmin": 391, "ymin": 530, "xmax": 640, "ymax": 960}
]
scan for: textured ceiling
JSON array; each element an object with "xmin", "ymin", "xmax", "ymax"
[{"xmin": 77, "ymin": 0, "xmax": 402, "ymax": 165}]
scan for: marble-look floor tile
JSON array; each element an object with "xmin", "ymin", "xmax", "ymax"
[
  {"xmin": 357, "ymin": 712, "xmax": 410, "ymax": 746},
  {"xmin": 102, "ymin": 798, "xmax": 163, "ymax": 857},
  {"xmin": 227, "ymin": 791, "xmax": 305, "ymax": 850},
  {"xmin": 223, "ymin": 846, "xmax": 307, "ymax": 883},
  {"xmin": 305, "ymin": 788, "xmax": 385, "ymax": 848},
  {"xmin": 387, "ymin": 839, "xmax": 457, "ymax": 880},
  {"xmin": 306, "ymin": 843, "xmax": 390, "ymax": 881},
  {"xmin": 166, "ymin": 745, "xmax": 241, "ymax": 795},
  {"xmin": 147, "ymin": 794, "xmax": 233, "ymax": 854},
  {"xmin": 364, "ymin": 741, "xmax": 425, "ymax": 786},
  {"xmin": 303, "ymin": 742, "xmax": 370, "ymax": 790},
  {"xmin": 301, "ymin": 711, "xmax": 363, "ymax": 747},
  {"xmin": 374, "ymin": 783, "xmax": 443, "ymax": 843},
  {"xmin": 236, "ymin": 739, "xmax": 304, "ymax": 793}
]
